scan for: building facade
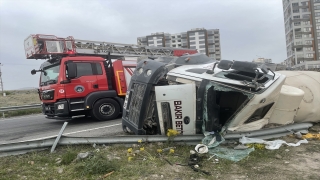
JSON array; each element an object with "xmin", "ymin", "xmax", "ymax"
[
  {"xmin": 252, "ymin": 58, "xmax": 272, "ymax": 63},
  {"xmin": 282, "ymin": 0, "xmax": 320, "ymax": 67},
  {"xmin": 137, "ymin": 28, "xmax": 221, "ymax": 60}
]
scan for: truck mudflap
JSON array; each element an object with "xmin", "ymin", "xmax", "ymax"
[{"xmin": 122, "ymin": 60, "xmax": 168, "ymax": 135}]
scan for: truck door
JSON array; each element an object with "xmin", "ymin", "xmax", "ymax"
[
  {"xmin": 155, "ymin": 84, "xmax": 196, "ymax": 135},
  {"xmin": 64, "ymin": 61, "xmax": 99, "ymax": 100}
]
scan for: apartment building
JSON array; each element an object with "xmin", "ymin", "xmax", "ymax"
[
  {"xmin": 137, "ymin": 28, "xmax": 221, "ymax": 60},
  {"xmin": 282, "ymin": 0, "xmax": 320, "ymax": 67},
  {"xmin": 253, "ymin": 58, "xmax": 272, "ymax": 63}
]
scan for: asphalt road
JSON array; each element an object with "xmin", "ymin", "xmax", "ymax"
[{"xmin": 0, "ymin": 114, "xmax": 124, "ymax": 144}]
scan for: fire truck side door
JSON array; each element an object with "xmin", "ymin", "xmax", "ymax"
[
  {"xmin": 155, "ymin": 83, "xmax": 196, "ymax": 135},
  {"xmin": 64, "ymin": 62, "xmax": 98, "ymax": 99}
]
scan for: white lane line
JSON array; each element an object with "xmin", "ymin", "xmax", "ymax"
[
  {"xmin": 26, "ymin": 123, "xmax": 122, "ymax": 141},
  {"xmin": 0, "ymin": 114, "xmax": 43, "ymax": 122}
]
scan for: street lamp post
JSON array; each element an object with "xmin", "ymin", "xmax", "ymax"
[{"xmin": 0, "ymin": 63, "xmax": 3, "ymax": 96}]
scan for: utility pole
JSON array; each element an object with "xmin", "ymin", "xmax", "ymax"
[{"xmin": 0, "ymin": 63, "xmax": 3, "ymax": 96}]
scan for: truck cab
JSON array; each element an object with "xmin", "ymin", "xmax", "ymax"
[
  {"xmin": 122, "ymin": 53, "xmax": 320, "ymax": 137},
  {"xmin": 34, "ymin": 56, "xmax": 135, "ymax": 121}
]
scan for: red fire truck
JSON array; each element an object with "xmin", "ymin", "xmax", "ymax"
[{"xmin": 24, "ymin": 34, "xmax": 197, "ymax": 121}]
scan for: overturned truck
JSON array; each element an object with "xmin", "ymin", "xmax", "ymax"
[{"xmin": 122, "ymin": 54, "xmax": 320, "ymax": 139}]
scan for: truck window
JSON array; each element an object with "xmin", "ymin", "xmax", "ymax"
[
  {"xmin": 96, "ymin": 63, "xmax": 103, "ymax": 75},
  {"xmin": 76, "ymin": 63, "xmax": 93, "ymax": 77}
]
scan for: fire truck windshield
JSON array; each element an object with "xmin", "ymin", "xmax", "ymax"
[{"xmin": 40, "ymin": 64, "xmax": 60, "ymax": 86}]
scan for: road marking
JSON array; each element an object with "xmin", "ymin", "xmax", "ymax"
[
  {"xmin": 0, "ymin": 114, "xmax": 43, "ymax": 122},
  {"xmin": 25, "ymin": 123, "xmax": 122, "ymax": 141}
]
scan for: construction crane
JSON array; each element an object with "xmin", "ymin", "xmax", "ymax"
[{"xmin": 24, "ymin": 34, "xmax": 197, "ymax": 60}]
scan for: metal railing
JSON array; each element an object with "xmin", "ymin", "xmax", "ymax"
[
  {"xmin": 0, "ymin": 122, "xmax": 204, "ymax": 157},
  {"xmin": 0, "ymin": 104, "xmax": 42, "ymax": 118}
]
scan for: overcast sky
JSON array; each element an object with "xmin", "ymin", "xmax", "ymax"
[{"xmin": 0, "ymin": 0, "xmax": 286, "ymax": 90}]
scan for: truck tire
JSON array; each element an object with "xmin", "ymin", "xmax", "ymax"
[{"xmin": 91, "ymin": 98, "xmax": 120, "ymax": 121}]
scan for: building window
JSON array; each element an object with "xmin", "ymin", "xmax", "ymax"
[
  {"xmin": 199, "ymin": 50, "xmax": 206, "ymax": 53},
  {"xmin": 294, "ymin": 22, "xmax": 301, "ymax": 26},
  {"xmin": 293, "ymin": 9, "xmax": 299, "ymax": 13},
  {"xmin": 292, "ymin": 3, "xmax": 299, "ymax": 6},
  {"xmin": 305, "ymin": 47, "xmax": 313, "ymax": 51},
  {"xmin": 305, "ymin": 40, "xmax": 312, "ymax": 45},
  {"xmin": 293, "ymin": 15, "xmax": 300, "ymax": 19},
  {"xmin": 190, "ymin": 41, "xmax": 196, "ymax": 45},
  {"xmin": 317, "ymin": 26, "xmax": 320, "ymax": 30},
  {"xmin": 316, "ymin": 12, "xmax": 320, "ymax": 17},
  {"xmin": 315, "ymin": 5, "xmax": 320, "ymax": 9},
  {"xmin": 198, "ymin": 32, "xmax": 205, "ymax": 35},
  {"xmin": 189, "ymin": 32, "xmax": 195, "ymax": 36},
  {"xmin": 304, "ymin": 27, "xmax": 311, "ymax": 31},
  {"xmin": 199, "ymin": 36, "xmax": 205, "ymax": 40},
  {"xmin": 172, "ymin": 45, "xmax": 176, "ymax": 47},
  {"xmin": 199, "ymin": 40, "xmax": 205, "ymax": 44},
  {"xmin": 303, "ymin": 34, "xmax": 312, "ymax": 38},
  {"xmin": 301, "ymin": 1, "xmax": 308, "ymax": 6},
  {"xmin": 190, "ymin": 46, "xmax": 196, "ymax": 49},
  {"xmin": 307, "ymin": 53, "xmax": 314, "ymax": 57},
  {"xmin": 189, "ymin": 37, "xmax": 195, "ymax": 40},
  {"xmin": 199, "ymin": 45, "xmax": 206, "ymax": 48},
  {"xmin": 315, "ymin": 0, "xmax": 320, "ymax": 3}
]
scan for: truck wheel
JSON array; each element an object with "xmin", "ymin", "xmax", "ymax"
[{"xmin": 91, "ymin": 98, "xmax": 120, "ymax": 121}]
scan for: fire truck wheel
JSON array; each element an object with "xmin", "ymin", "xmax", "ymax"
[{"xmin": 91, "ymin": 98, "xmax": 120, "ymax": 121}]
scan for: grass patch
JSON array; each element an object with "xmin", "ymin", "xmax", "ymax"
[
  {"xmin": 0, "ymin": 89, "xmax": 40, "ymax": 107},
  {"xmin": 0, "ymin": 138, "xmax": 319, "ymax": 180},
  {"xmin": 61, "ymin": 149, "xmax": 78, "ymax": 165},
  {"xmin": 2, "ymin": 108, "xmax": 42, "ymax": 118},
  {"xmin": 74, "ymin": 154, "xmax": 118, "ymax": 177}
]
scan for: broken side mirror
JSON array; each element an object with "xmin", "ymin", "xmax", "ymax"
[
  {"xmin": 31, "ymin": 69, "xmax": 36, "ymax": 75},
  {"xmin": 66, "ymin": 62, "xmax": 77, "ymax": 79}
]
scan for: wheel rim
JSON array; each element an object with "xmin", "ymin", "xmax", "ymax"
[{"xmin": 99, "ymin": 103, "xmax": 115, "ymax": 116}]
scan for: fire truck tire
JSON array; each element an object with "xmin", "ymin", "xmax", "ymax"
[{"xmin": 91, "ymin": 98, "xmax": 120, "ymax": 121}]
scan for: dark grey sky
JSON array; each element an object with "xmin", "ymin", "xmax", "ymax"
[{"xmin": 0, "ymin": 0, "xmax": 286, "ymax": 90}]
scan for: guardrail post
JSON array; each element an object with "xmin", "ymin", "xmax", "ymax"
[
  {"xmin": 2, "ymin": 112, "xmax": 4, "ymax": 118},
  {"xmin": 50, "ymin": 122, "xmax": 68, "ymax": 153}
]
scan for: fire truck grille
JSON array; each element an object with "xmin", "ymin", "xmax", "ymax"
[
  {"xmin": 41, "ymin": 90, "xmax": 54, "ymax": 100},
  {"xmin": 128, "ymin": 83, "xmax": 147, "ymax": 125}
]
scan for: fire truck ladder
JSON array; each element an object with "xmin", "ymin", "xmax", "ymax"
[{"xmin": 25, "ymin": 34, "xmax": 196, "ymax": 59}]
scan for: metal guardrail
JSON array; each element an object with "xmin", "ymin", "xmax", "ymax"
[
  {"xmin": 0, "ymin": 122, "xmax": 204, "ymax": 157},
  {"xmin": 0, "ymin": 104, "xmax": 42, "ymax": 118},
  {"xmin": 0, "ymin": 104, "xmax": 42, "ymax": 112}
]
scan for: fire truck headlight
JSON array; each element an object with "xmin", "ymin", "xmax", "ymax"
[
  {"xmin": 137, "ymin": 68, "xmax": 143, "ymax": 75},
  {"xmin": 146, "ymin": 69, "xmax": 152, "ymax": 76},
  {"xmin": 57, "ymin": 104, "xmax": 64, "ymax": 110}
]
